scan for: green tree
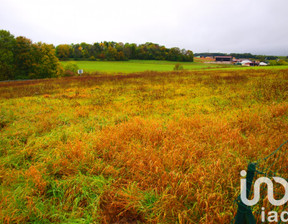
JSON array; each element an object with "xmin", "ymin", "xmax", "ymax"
[
  {"xmin": 54, "ymin": 41, "xmax": 194, "ymax": 62},
  {"xmin": 31, "ymin": 42, "xmax": 63, "ymax": 79},
  {"xmin": 71, "ymin": 44, "xmax": 82, "ymax": 59},
  {"xmin": 106, "ymin": 46, "xmax": 118, "ymax": 61},
  {"xmin": 0, "ymin": 30, "xmax": 16, "ymax": 80},
  {"xmin": 15, "ymin": 37, "xmax": 63, "ymax": 79},
  {"xmin": 184, "ymin": 50, "xmax": 194, "ymax": 62},
  {"xmin": 80, "ymin": 42, "xmax": 90, "ymax": 59},
  {"xmin": 168, "ymin": 47, "xmax": 181, "ymax": 61},
  {"xmin": 14, "ymin": 36, "xmax": 34, "ymax": 79}
]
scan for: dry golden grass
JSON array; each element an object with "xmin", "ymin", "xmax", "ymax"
[{"xmin": 0, "ymin": 69, "xmax": 287, "ymax": 223}]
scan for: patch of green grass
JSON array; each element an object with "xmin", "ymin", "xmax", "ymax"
[
  {"xmin": 61, "ymin": 60, "xmax": 288, "ymax": 74},
  {"xmin": 60, "ymin": 60, "xmax": 233, "ymax": 73}
]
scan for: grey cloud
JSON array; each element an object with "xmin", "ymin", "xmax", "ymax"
[{"xmin": 0, "ymin": 0, "xmax": 287, "ymax": 55}]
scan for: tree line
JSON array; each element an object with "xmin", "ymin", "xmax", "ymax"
[
  {"xmin": 0, "ymin": 29, "xmax": 194, "ymax": 81},
  {"xmin": 55, "ymin": 42, "xmax": 194, "ymax": 62},
  {"xmin": 0, "ymin": 30, "xmax": 63, "ymax": 81}
]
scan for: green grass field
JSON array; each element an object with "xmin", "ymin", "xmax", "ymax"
[
  {"xmin": 61, "ymin": 60, "xmax": 288, "ymax": 73},
  {"xmin": 60, "ymin": 60, "xmax": 234, "ymax": 73}
]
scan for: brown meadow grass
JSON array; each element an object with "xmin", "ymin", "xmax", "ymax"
[{"xmin": 0, "ymin": 69, "xmax": 288, "ymax": 223}]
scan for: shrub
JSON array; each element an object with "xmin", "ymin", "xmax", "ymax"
[
  {"xmin": 269, "ymin": 59, "xmax": 288, "ymax": 66},
  {"xmin": 64, "ymin": 62, "xmax": 79, "ymax": 74},
  {"xmin": 173, "ymin": 63, "xmax": 184, "ymax": 71},
  {"xmin": 89, "ymin": 56, "xmax": 96, "ymax": 61},
  {"xmin": 63, "ymin": 69, "xmax": 75, "ymax": 77}
]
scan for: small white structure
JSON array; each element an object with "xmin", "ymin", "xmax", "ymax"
[
  {"xmin": 259, "ymin": 62, "xmax": 268, "ymax": 66},
  {"xmin": 77, "ymin": 69, "xmax": 84, "ymax": 75},
  {"xmin": 241, "ymin": 60, "xmax": 252, "ymax": 66}
]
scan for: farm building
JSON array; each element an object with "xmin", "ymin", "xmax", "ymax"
[
  {"xmin": 259, "ymin": 62, "xmax": 268, "ymax": 66},
  {"xmin": 240, "ymin": 60, "xmax": 259, "ymax": 66},
  {"xmin": 215, "ymin": 56, "xmax": 233, "ymax": 63},
  {"xmin": 241, "ymin": 60, "xmax": 252, "ymax": 66}
]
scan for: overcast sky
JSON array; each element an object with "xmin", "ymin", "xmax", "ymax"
[{"xmin": 1, "ymin": 0, "xmax": 288, "ymax": 55}]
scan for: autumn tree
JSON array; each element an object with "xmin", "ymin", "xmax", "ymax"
[
  {"xmin": 14, "ymin": 37, "xmax": 63, "ymax": 79},
  {"xmin": 31, "ymin": 42, "xmax": 63, "ymax": 79},
  {"xmin": 55, "ymin": 41, "xmax": 194, "ymax": 62},
  {"xmin": 0, "ymin": 30, "xmax": 64, "ymax": 80},
  {"xmin": 106, "ymin": 46, "xmax": 118, "ymax": 61},
  {"xmin": 71, "ymin": 44, "xmax": 83, "ymax": 59},
  {"xmin": 55, "ymin": 44, "xmax": 70, "ymax": 59}
]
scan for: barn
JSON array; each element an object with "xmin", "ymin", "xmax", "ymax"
[{"xmin": 215, "ymin": 56, "xmax": 233, "ymax": 63}]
